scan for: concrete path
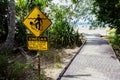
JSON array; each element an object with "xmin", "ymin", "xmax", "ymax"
[{"xmin": 60, "ymin": 34, "xmax": 120, "ymax": 80}]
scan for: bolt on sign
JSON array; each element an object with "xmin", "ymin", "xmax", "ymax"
[
  {"xmin": 23, "ymin": 7, "xmax": 52, "ymax": 37},
  {"xmin": 27, "ymin": 36, "xmax": 48, "ymax": 50}
]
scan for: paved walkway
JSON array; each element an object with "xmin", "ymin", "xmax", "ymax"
[{"xmin": 60, "ymin": 34, "xmax": 120, "ymax": 80}]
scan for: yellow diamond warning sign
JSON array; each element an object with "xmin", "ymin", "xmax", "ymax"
[{"xmin": 23, "ymin": 7, "xmax": 52, "ymax": 37}]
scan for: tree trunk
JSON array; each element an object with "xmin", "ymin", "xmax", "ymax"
[{"xmin": 0, "ymin": 0, "xmax": 15, "ymax": 51}]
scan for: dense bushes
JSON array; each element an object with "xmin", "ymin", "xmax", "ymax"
[
  {"xmin": 107, "ymin": 30, "xmax": 120, "ymax": 48},
  {"xmin": 0, "ymin": 51, "xmax": 36, "ymax": 80},
  {"xmin": 47, "ymin": 19, "xmax": 82, "ymax": 48},
  {"xmin": 15, "ymin": 21, "xmax": 27, "ymax": 46},
  {"xmin": 0, "ymin": 0, "xmax": 8, "ymax": 43},
  {"xmin": 107, "ymin": 29, "xmax": 120, "ymax": 59}
]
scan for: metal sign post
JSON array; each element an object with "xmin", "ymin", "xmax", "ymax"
[{"xmin": 38, "ymin": 53, "xmax": 41, "ymax": 80}]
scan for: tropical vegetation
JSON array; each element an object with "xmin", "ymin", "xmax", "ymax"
[
  {"xmin": 1, "ymin": 0, "xmax": 120, "ymax": 79},
  {"xmin": 0, "ymin": 0, "xmax": 83, "ymax": 79},
  {"xmin": 92, "ymin": 0, "xmax": 120, "ymax": 60}
]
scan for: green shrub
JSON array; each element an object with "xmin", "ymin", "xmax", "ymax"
[
  {"xmin": 15, "ymin": 21, "xmax": 27, "ymax": 47},
  {"xmin": 108, "ymin": 33, "xmax": 120, "ymax": 60},
  {"xmin": 107, "ymin": 29, "xmax": 116, "ymax": 37},
  {"xmin": 0, "ymin": 51, "xmax": 34, "ymax": 80},
  {"xmin": 74, "ymin": 30, "xmax": 82, "ymax": 47},
  {"xmin": 109, "ymin": 34, "xmax": 120, "ymax": 48},
  {"xmin": 8, "ymin": 61, "xmax": 27, "ymax": 80},
  {"xmin": 47, "ymin": 19, "xmax": 82, "ymax": 48},
  {"xmin": 0, "ymin": 52, "xmax": 8, "ymax": 80}
]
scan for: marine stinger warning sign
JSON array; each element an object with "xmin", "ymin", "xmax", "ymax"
[
  {"xmin": 27, "ymin": 36, "xmax": 48, "ymax": 50},
  {"xmin": 23, "ymin": 7, "xmax": 52, "ymax": 37}
]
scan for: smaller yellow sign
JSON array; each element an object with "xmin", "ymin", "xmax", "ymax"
[{"xmin": 27, "ymin": 36, "xmax": 48, "ymax": 50}]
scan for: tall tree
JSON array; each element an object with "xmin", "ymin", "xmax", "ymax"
[
  {"xmin": 1, "ymin": 0, "xmax": 15, "ymax": 50},
  {"xmin": 69, "ymin": 0, "xmax": 94, "ymax": 24},
  {"xmin": 92, "ymin": 0, "xmax": 120, "ymax": 34},
  {"xmin": 0, "ymin": 0, "xmax": 9, "ymax": 43}
]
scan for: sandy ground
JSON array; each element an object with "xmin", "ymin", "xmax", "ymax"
[
  {"xmin": 44, "ymin": 47, "xmax": 80, "ymax": 80},
  {"xmin": 74, "ymin": 26, "xmax": 110, "ymax": 36}
]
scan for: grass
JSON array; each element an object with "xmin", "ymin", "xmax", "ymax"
[{"xmin": 54, "ymin": 63, "xmax": 63, "ymax": 69}]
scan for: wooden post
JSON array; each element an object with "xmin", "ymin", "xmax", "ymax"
[{"xmin": 38, "ymin": 53, "xmax": 41, "ymax": 80}]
